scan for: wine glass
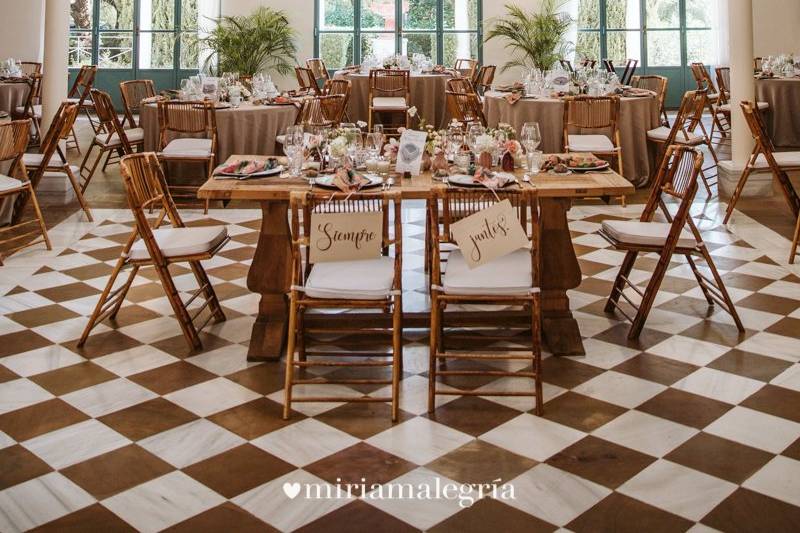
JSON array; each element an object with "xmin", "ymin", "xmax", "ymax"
[
  {"xmin": 446, "ymin": 125, "xmax": 464, "ymax": 161},
  {"xmin": 283, "ymin": 125, "xmax": 305, "ymax": 177},
  {"xmin": 520, "ymin": 122, "xmax": 541, "ymax": 152},
  {"xmin": 467, "ymin": 124, "xmax": 485, "ymax": 152}
]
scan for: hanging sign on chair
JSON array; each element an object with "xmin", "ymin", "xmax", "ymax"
[
  {"xmin": 450, "ymin": 200, "xmax": 529, "ymax": 269},
  {"xmin": 310, "ymin": 212, "xmax": 383, "ymax": 263}
]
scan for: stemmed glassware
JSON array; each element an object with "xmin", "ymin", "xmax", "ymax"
[
  {"xmin": 283, "ymin": 125, "xmax": 305, "ymax": 177},
  {"xmin": 520, "ymin": 122, "xmax": 542, "ymax": 174},
  {"xmin": 446, "ymin": 125, "xmax": 464, "ymax": 161},
  {"xmin": 467, "ymin": 123, "xmax": 485, "ymax": 154}
]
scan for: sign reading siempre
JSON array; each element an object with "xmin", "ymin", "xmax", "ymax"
[
  {"xmin": 450, "ymin": 200, "xmax": 529, "ymax": 269},
  {"xmin": 310, "ymin": 212, "xmax": 383, "ymax": 263}
]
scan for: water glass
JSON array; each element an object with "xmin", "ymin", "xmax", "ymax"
[{"xmin": 526, "ymin": 150, "xmax": 543, "ymax": 174}]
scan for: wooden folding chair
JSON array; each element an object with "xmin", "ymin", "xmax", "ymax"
[
  {"xmin": 306, "ymin": 58, "xmax": 330, "ymax": 86},
  {"xmin": 156, "ymin": 100, "xmax": 217, "ymax": 213},
  {"xmin": 599, "ymin": 145, "xmax": 744, "ymax": 339},
  {"xmin": 454, "ymin": 58, "xmax": 478, "ymax": 79},
  {"xmin": 21, "ymin": 102, "xmax": 93, "ymax": 221},
  {"xmin": 11, "ymin": 74, "xmax": 42, "ymax": 145},
  {"xmin": 79, "ymin": 89, "xmax": 144, "ymax": 194},
  {"xmin": 0, "ymin": 120, "xmax": 50, "ymax": 265},
  {"xmin": 472, "ymin": 65, "xmax": 496, "ymax": 96},
  {"xmin": 446, "ymin": 78, "xmax": 487, "ymax": 127},
  {"xmin": 689, "ymin": 62, "xmax": 725, "ymax": 136},
  {"xmin": 119, "ymin": 79, "xmax": 156, "ymax": 129},
  {"xmin": 632, "ymin": 74, "xmax": 669, "ymax": 127},
  {"xmin": 427, "ymin": 187, "xmax": 543, "ymax": 415},
  {"xmin": 368, "ymin": 69, "xmax": 410, "ymax": 136},
  {"xmin": 18, "ymin": 62, "xmax": 42, "ymax": 76},
  {"xmin": 283, "ymin": 190, "xmax": 403, "ymax": 421},
  {"xmin": 79, "ymin": 152, "xmax": 228, "ymax": 351},
  {"xmin": 723, "ymin": 101, "xmax": 800, "ymax": 225},
  {"xmin": 67, "ymin": 64, "xmax": 99, "ymax": 143},
  {"xmin": 712, "ymin": 67, "xmax": 769, "ymax": 145},
  {"xmin": 792, "ymin": 212, "xmax": 800, "ymax": 264},
  {"xmin": 619, "ymin": 59, "xmax": 638, "ymax": 85},
  {"xmin": 295, "ymin": 66, "xmax": 321, "ymax": 96},
  {"xmin": 322, "ymin": 78, "xmax": 352, "ymax": 122},
  {"xmin": 602, "ymin": 59, "xmax": 615, "ymax": 73}
]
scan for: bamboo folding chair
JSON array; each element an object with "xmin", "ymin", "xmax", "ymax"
[
  {"xmin": 322, "ymin": 79, "xmax": 352, "ymax": 122},
  {"xmin": 18, "ymin": 62, "xmax": 42, "ymax": 76},
  {"xmin": 619, "ymin": 59, "xmax": 638, "ymax": 85},
  {"xmin": 632, "ymin": 75, "xmax": 669, "ymax": 127},
  {"xmin": 723, "ymin": 101, "xmax": 800, "ymax": 225},
  {"xmin": 283, "ymin": 191, "xmax": 403, "ymax": 421},
  {"xmin": 12, "ymin": 74, "xmax": 42, "ymax": 144},
  {"xmin": 79, "ymin": 152, "xmax": 228, "ymax": 351},
  {"xmin": 368, "ymin": 69, "xmax": 410, "ymax": 136},
  {"xmin": 67, "ymin": 64, "xmax": 99, "ymax": 142},
  {"xmin": 689, "ymin": 62, "xmax": 725, "ymax": 136},
  {"xmin": 792, "ymin": 212, "xmax": 800, "ymax": 264},
  {"xmin": 712, "ymin": 66, "xmax": 769, "ymax": 145},
  {"xmin": 79, "ymin": 89, "xmax": 144, "ymax": 194},
  {"xmin": 295, "ymin": 66, "xmax": 322, "ymax": 96},
  {"xmin": 0, "ymin": 120, "xmax": 50, "ymax": 265},
  {"xmin": 580, "ymin": 58, "xmax": 597, "ymax": 69},
  {"xmin": 427, "ymin": 187, "xmax": 543, "ymax": 415},
  {"xmin": 446, "ymin": 78, "xmax": 487, "ymax": 127},
  {"xmin": 306, "ymin": 58, "xmax": 330, "ymax": 86},
  {"xmin": 454, "ymin": 58, "xmax": 478, "ymax": 79},
  {"xmin": 472, "ymin": 65, "xmax": 496, "ymax": 96},
  {"xmin": 297, "ymin": 94, "xmax": 347, "ymax": 128},
  {"xmin": 599, "ymin": 145, "xmax": 744, "ymax": 339},
  {"xmin": 119, "ymin": 79, "xmax": 156, "ymax": 129},
  {"xmin": 156, "ymin": 100, "xmax": 217, "ymax": 213},
  {"xmin": 21, "ymin": 102, "xmax": 93, "ymax": 221}
]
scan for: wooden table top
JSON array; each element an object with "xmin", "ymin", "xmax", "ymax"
[{"xmin": 198, "ymin": 154, "xmax": 635, "ymax": 201}]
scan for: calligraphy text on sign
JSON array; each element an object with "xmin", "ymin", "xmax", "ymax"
[
  {"xmin": 309, "ymin": 212, "xmax": 383, "ymax": 263},
  {"xmin": 450, "ymin": 200, "xmax": 529, "ymax": 269}
]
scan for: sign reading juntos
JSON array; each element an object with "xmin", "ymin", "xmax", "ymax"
[
  {"xmin": 450, "ymin": 200, "xmax": 529, "ymax": 269},
  {"xmin": 309, "ymin": 212, "xmax": 383, "ymax": 263}
]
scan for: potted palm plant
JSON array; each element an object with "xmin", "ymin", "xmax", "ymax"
[
  {"xmin": 202, "ymin": 7, "xmax": 298, "ymax": 78},
  {"xmin": 486, "ymin": 1, "xmax": 573, "ymax": 72}
]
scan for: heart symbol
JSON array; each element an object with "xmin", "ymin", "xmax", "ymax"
[
  {"xmin": 283, "ymin": 482, "xmax": 301, "ymax": 499},
  {"xmin": 400, "ymin": 143, "xmax": 420, "ymax": 163}
]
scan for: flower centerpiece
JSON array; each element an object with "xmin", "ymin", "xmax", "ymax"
[
  {"xmin": 327, "ymin": 135, "xmax": 349, "ymax": 167},
  {"xmin": 473, "ymin": 133, "xmax": 497, "ymax": 168}
]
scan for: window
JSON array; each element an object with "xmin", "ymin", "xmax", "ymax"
[{"xmin": 316, "ymin": 0, "xmax": 482, "ymax": 71}]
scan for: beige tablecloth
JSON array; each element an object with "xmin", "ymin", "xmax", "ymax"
[
  {"xmin": 0, "ymin": 81, "xmax": 29, "ymax": 115},
  {"xmin": 333, "ymin": 71, "xmax": 452, "ymax": 129},
  {"xmin": 756, "ymin": 78, "xmax": 800, "ymax": 148},
  {"xmin": 484, "ymin": 92, "xmax": 660, "ymax": 187}
]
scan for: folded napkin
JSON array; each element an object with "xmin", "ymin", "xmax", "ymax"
[
  {"xmin": 494, "ymin": 82, "xmax": 525, "ymax": 93},
  {"xmin": 141, "ymin": 95, "xmax": 164, "ymax": 104},
  {"xmin": 214, "ymin": 159, "xmax": 270, "ymax": 176},
  {"xmin": 341, "ymin": 65, "xmax": 361, "ymax": 74},
  {"xmin": 473, "ymin": 168, "xmax": 515, "ymax": 189},
  {"xmin": 623, "ymin": 88, "xmax": 656, "ymax": 97},
  {"xmin": 504, "ymin": 92, "xmax": 522, "ymax": 105},
  {"xmin": 333, "ymin": 165, "xmax": 370, "ymax": 192}
]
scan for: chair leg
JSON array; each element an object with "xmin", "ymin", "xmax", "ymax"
[
  {"xmin": 629, "ymin": 249, "xmax": 672, "ymax": 339},
  {"xmin": 68, "ymin": 126, "xmax": 81, "ymax": 154},
  {"xmin": 188, "ymin": 260, "xmax": 226, "ymax": 324},
  {"xmin": 283, "ymin": 296, "xmax": 299, "ymax": 420},
  {"xmin": 79, "ymin": 142, "xmax": 105, "ymax": 194},
  {"xmin": 79, "ymin": 257, "xmax": 130, "ymax": 347},
  {"xmin": 605, "ymin": 250, "xmax": 638, "ymax": 313},
  {"xmin": 701, "ymin": 247, "xmax": 745, "ymax": 332},
  {"xmin": 427, "ymin": 297, "xmax": 440, "ymax": 414},
  {"xmin": 685, "ymin": 254, "xmax": 714, "ymax": 305},
  {"xmin": 391, "ymin": 295, "xmax": 402, "ymax": 422},
  {"xmin": 531, "ymin": 293, "xmax": 543, "ymax": 416},
  {"xmin": 790, "ymin": 212, "xmax": 800, "ymax": 264},
  {"xmin": 25, "ymin": 183, "xmax": 51, "ymax": 251},
  {"xmin": 723, "ymin": 166, "xmax": 754, "ymax": 224},
  {"xmin": 153, "ymin": 261, "xmax": 203, "ymax": 351},
  {"xmin": 63, "ymin": 165, "xmax": 93, "ymax": 221}
]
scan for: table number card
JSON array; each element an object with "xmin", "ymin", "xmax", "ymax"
[
  {"xmin": 394, "ymin": 129, "xmax": 428, "ymax": 176},
  {"xmin": 309, "ymin": 212, "xmax": 383, "ymax": 263},
  {"xmin": 450, "ymin": 200, "xmax": 529, "ymax": 269}
]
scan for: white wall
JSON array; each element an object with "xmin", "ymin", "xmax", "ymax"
[
  {"xmin": 0, "ymin": 0, "xmax": 45, "ymax": 61},
  {"xmin": 752, "ymin": 0, "xmax": 800, "ymax": 57}
]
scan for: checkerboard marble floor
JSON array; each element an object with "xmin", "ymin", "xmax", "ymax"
[{"xmin": 1, "ymin": 201, "xmax": 800, "ymax": 532}]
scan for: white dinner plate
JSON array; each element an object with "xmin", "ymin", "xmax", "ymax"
[
  {"xmin": 447, "ymin": 173, "xmax": 518, "ymax": 189},
  {"xmin": 314, "ymin": 174, "xmax": 384, "ymax": 189}
]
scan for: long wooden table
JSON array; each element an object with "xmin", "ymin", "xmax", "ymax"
[{"xmin": 198, "ymin": 156, "xmax": 634, "ymax": 361}]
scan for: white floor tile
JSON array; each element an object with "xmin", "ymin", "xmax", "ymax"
[
  {"xmin": 252, "ymin": 418, "xmax": 359, "ymax": 467},
  {"xmin": 92, "ymin": 346, "xmax": 178, "ymax": 377},
  {"xmin": 0, "ymin": 473, "xmax": 94, "ymax": 533},
  {"xmin": 574, "ymin": 371, "xmax": 666, "ymax": 409},
  {"xmin": 704, "ymin": 406, "xmax": 800, "ymax": 454},
  {"xmin": 0, "ymin": 345, "xmax": 84, "ymax": 377},
  {"xmin": 672, "ymin": 368, "xmax": 764, "ymax": 405},
  {"xmin": 138, "ymin": 419, "xmax": 245, "ymax": 468},
  {"xmin": 742, "ymin": 456, "xmax": 800, "ymax": 507},
  {"xmin": 480, "ymin": 413, "xmax": 585, "ymax": 462},
  {"xmin": 61, "ymin": 378, "xmax": 157, "ymax": 417},
  {"xmin": 23, "ymin": 419, "xmax": 129, "ymax": 469},
  {"xmin": 164, "ymin": 377, "xmax": 260, "ymax": 417},
  {"xmin": 593, "ymin": 410, "xmax": 697, "ymax": 457},
  {"xmin": 366, "ymin": 416, "xmax": 473, "ymax": 465},
  {"xmin": 0, "ymin": 379, "xmax": 54, "ymax": 415},
  {"xmin": 648, "ymin": 336, "xmax": 729, "ymax": 366}
]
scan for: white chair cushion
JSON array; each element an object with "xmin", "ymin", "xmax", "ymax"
[
  {"xmin": 646, "ymin": 126, "xmax": 704, "ymax": 145},
  {"xmin": 128, "ymin": 226, "xmax": 228, "ymax": 261},
  {"xmin": 602, "ymin": 220, "xmax": 696, "ymax": 249},
  {"xmin": 372, "ymin": 97, "xmax": 408, "ymax": 110},
  {"xmin": 0, "ymin": 174, "xmax": 24, "ymax": 193},
  {"xmin": 754, "ymin": 151, "xmax": 800, "ymax": 169},
  {"xmin": 161, "ymin": 138, "xmax": 213, "ymax": 158},
  {"xmin": 707, "ymin": 92, "xmax": 719, "ymax": 101},
  {"xmin": 304, "ymin": 256, "xmax": 395, "ymax": 300},
  {"xmin": 66, "ymin": 97, "xmax": 94, "ymax": 106},
  {"xmin": 567, "ymin": 134, "xmax": 616, "ymax": 153},
  {"xmin": 443, "ymin": 248, "xmax": 533, "ymax": 296},
  {"xmin": 14, "ymin": 104, "xmax": 41, "ymax": 118},
  {"xmin": 95, "ymin": 127, "xmax": 144, "ymax": 147},
  {"xmin": 42, "ymin": 165, "xmax": 80, "ymax": 179},
  {"xmin": 23, "ymin": 152, "xmax": 68, "ymax": 169},
  {"xmin": 716, "ymin": 102, "xmax": 769, "ymax": 113}
]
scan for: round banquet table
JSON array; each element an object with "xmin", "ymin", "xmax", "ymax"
[
  {"xmin": 756, "ymin": 77, "xmax": 800, "ymax": 148},
  {"xmin": 141, "ymin": 101, "xmax": 299, "ymax": 161},
  {"xmin": 484, "ymin": 91, "xmax": 661, "ymax": 187},
  {"xmin": 0, "ymin": 81, "xmax": 29, "ymax": 115},
  {"xmin": 333, "ymin": 70, "xmax": 452, "ymax": 129}
]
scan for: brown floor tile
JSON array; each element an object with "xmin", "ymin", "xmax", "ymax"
[
  {"xmin": 31, "ymin": 503, "xmax": 136, "ymax": 532},
  {"xmin": 206, "ymin": 263, "xmax": 251, "ymax": 281},
  {"xmin": 541, "ymin": 357, "xmax": 605, "ymax": 389},
  {"xmin": 741, "ymin": 384, "xmax": 800, "ymax": 423},
  {"xmin": 568, "ymin": 492, "xmax": 692, "ymax": 533},
  {"xmin": 547, "ymin": 436, "xmax": 655, "ymax": 489},
  {"xmin": 165, "ymin": 503, "xmax": 274, "ymax": 533},
  {"xmin": 99, "ymin": 397, "xmax": 197, "ymax": 441},
  {"xmin": 29, "ymin": 361, "xmax": 117, "ymax": 396},
  {"xmin": 0, "ymin": 398, "xmax": 89, "ymax": 441},
  {"xmin": 639, "ymin": 274, "xmax": 702, "ymax": 295},
  {"xmin": 0, "ymin": 445, "xmax": 53, "ymax": 490},
  {"xmin": 637, "ymin": 388, "xmax": 733, "ymax": 429},
  {"xmin": 103, "ymin": 304, "xmax": 163, "ymax": 328},
  {"xmin": 543, "ymin": 392, "xmax": 627, "ymax": 432},
  {"xmin": 737, "ymin": 292, "xmax": 800, "ymax": 315},
  {"xmin": 297, "ymin": 499, "xmax": 419, "ymax": 533},
  {"xmin": 0, "ymin": 330, "xmax": 51, "ymax": 358},
  {"xmin": 125, "ymin": 282, "xmax": 168, "ymax": 303},
  {"xmin": 316, "ymin": 402, "xmax": 412, "ymax": 440},
  {"xmin": 304, "ymin": 442, "xmax": 416, "ymax": 495},
  {"xmin": 708, "ymin": 255, "xmax": 750, "ymax": 271},
  {"xmin": 60, "ymin": 262, "xmax": 116, "ymax": 281},
  {"xmin": 183, "ymin": 444, "xmax": 295, "ymax": 499},
  {"xmin": 425, "ymin": 396, "xmax": 521, "ymax": 436},
  {"xmin": 678, "ymin": 320, "xmax": 753, "ymax": 347},
  {"xmin": 210, "ymin": 281, "xmax": 252, "ymax": 301},
  {"xmin": 208, "ymin": 398, "xmax": 303, "ymax": 440},
  {"xmin": 766, "ymin": 317, "xmax": 800, "ymax": 339},
  {"xmin": 592, "ymin": 323, "xmax": 672, "ymax": 352},
  {"xmin": 151, "ymin": 331, "xmax": 232, "ymax": 358},
  {"xmin": 665, "ymin": 432, "xmax": 773, "ymax": 484},
  {"xmin": 701, "ymin": 488, "xmax": 800, "ymax": 533},
  {"xmin": 426, "ymin": 440, "xmax": 537, "ymax": 485},
  {"xmin": 431, "ymin": 359, "xmax": 499, "ymax": 391},
  {"xmin": 721, "ymin": 272, "xmax": 776, "ymax": 291},
  {"xmin": 128, "ymin": 360, "xmax": 216, "ymax": 395},
  {"xmin": 61, "ymin": 444, "xmax": 173, "ymax": 499},
  {"xmin": 578, "ymin": 259, "xmax": 613, "ymax": 276},
  {"xmin": 708, "ymin": 349, "xmax": 793, "ymax": 382},
  {"xmin": 226, "ymin": 363, "xmax": 286, "ymax": 396},
  {"xmin": 83, "ymin": 246, "xmax": 124, "ymax": 262},
  {"xmin": 218, "ymin": 246, "xmax": 257, "ymax": 262},
  {"xmin": 613, "ymin": 353, "xmax": 698, "ymax": 386},
  {"xmin": 35, "ymin": 282, "xmax": 100, "ymax": 303},
  {"xmin": 783, "ymin": 437, "xmax": 800, "ymax": 460},
  {"xmin": 575, "ymin": 277, "xmax": 615, "ymax": 297},
  {"xmin": 63, "ymin": 330, "xmax": 143, "ymax": 359},
  {"xmin": 654, "ymin": 295, "xmax": 717, "ymax": 318},
  {"xmin": 0, "ymin": 365, "xmax": 19, "ymax": 383},
  {"xmin": 429, "ymin": 497, "xmax": 556, "ymax": 533},
  {"xmin": 7, "ymin": 304, "xmax": 80, "ymax": 328}
]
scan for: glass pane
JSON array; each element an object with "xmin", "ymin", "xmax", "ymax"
[
  {"xmin": 362, "ymin": 0, "xmax": 395, "ymax": 31},
  {"xmin": 181, "ymin": 0, "xmax": 198, "ymax": 30},
  {"xmin": 69, "ymin": 0, "xmax": 93, "ymax": 29},
  {"xmin": 686, "ymin": 0, "xmax": 712, "ymax": 27},
  {"xmin": 606, "ymin": 0, "xmax": 641, "ymax": 29},
  {"xmin": 646, "ymin": 0, "xmax": 679, "ymax": 29},
  {"xmin": 140, "ymin": 0, "xmax": 175, "ymax": 31},
  {"xmin": 69, "ymin": 32, "xmax": 93, "ymax": 67},
  {"xmin": 180, "ymin": 32, "xmax": 200, "ymax": 69},
  {"xmin": 443, "ymin": 0, "xmax": 478, "ymax": 30},
  {"xmin": 606, "ymin": 31, "xmax": 641, "ymax": 63},
  {"xmin": 139, "ymin": 32, "xmax": 175, "ymax": 69},
  {"xmin": 98, "ymin": 32, "xmax": 133, "ymax": 68},
  {"xmin": 320, "ymin": 0, "xmax": 354, "ymax": 31},
  {"xmin": 403, "ymin": 0, "xmax": 434, "ymax": 31},
  {"xmin": 319, "ymin": 33, "xmax": 354, "ymax": 70},
  {"xmin": 361, "ymin": 33, "xmax": 396, "ymax": 60},
  {"xmin": 442, "ymin": 33, "xmax": 478, "ymax": 67},
  {"xmin": 99, "ymin": 0, "xmax": 134, "ymax": 30},
  {"xmin": 577, "ymin": 0, "xmax": 600, "ymax": 30},
  {"xmin": 646, "ymin": 30, "xmax": 681, "ymax": 66},
  {"xmin": 686, "ymin": 30, "xmax": 714, "ymax": 64},
  {"xmin": 575, "ymin": 32, "xmax": 600, "ymax": 62},
  {"xmin": 402, "ymin": 33, "xmax": 437, "ymax": 60}
]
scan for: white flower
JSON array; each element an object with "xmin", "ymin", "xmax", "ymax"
[
  {"xmin": 356, "ymin": 120, "xmax": 368, "ymax": 129},
  {"xmin": 329, "ymin": 136, "xmax": 349, "ymax": 158},
  {"xmin": 397, "ymin": 127, "xmax": 406, "ymax": 134},
  {"xmin": 407, "ymin": 106, "xmax": 417, "ymax": 117},
  {"xmin": 474, "ymin": 134, "xmax": 495, "ymax": 153},
  {"xmin": 450, "ymin": 119, "xmax": 463, "ymax": 127}
]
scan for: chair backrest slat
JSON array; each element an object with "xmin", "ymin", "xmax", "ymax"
[
  {"xmin": 306, "ymin": 58, "xmax": 330, "ymax": 84},
  {"xmin": 68, "ymin": 65, "xmax": 97, "ymax": 104},
  {"xmin": 91, "ymin": 89, "xmax": 134, "ymax": 154},
  {"xmin": 157, "ymin": 100, "xmax": 217, "ymax": 149},
  {"xmin": 0, "ymin": 120, "xmax": 31, "ymax": 168},
  {"xmin": 119, "ymin": 80, "xmax": 156, "ymax": 128},
  {"xmin": 369, "ymin": 69, "xmax": 410, "ymax": 98},
  {"xmin": 295, "ymin": 66, "xmax": 321, "ymax": 95}
]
